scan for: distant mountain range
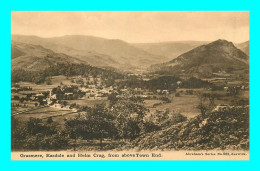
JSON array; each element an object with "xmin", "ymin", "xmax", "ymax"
[
  {"xmin": 11, "ymin": 41, "xmax": 88, "ymax": 71},
  {"xmin": 235, "ymin": 41, "xmax": 249, "ymax": 56},
  {"xmin": 134, "ymin": 40, "xmax": 249, "ymax": 60},
  {"xmin": 133, "ymin": 41, "xmax": 209, "ymax": 59},
  {"xmin": 150, "ymin": 39, "xmax": 249, "ymax": 77},
  {"xmin": 11, "ymin": 35, "xmax": 168, "ymax": 71},
  {"xmin": 11, "ymin": 35, "xmax": 249, "ymax": 76}
]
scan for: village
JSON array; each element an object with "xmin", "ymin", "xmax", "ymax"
[
  {"xmin": 11, "ymin": 70, "xmax": 249, "ymax": 123},
  {"xmin": 11, "ymin": 74, "xmax": 172, "ymax": 115}
]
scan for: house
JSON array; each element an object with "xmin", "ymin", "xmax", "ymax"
[
  {"xmin": 49, "ymin": 91, "xmax": 56, "ymax": 99},
  {"xmin": 177, "ymin": 81, "xmax": 182, "ymax": 85},
  {"xmin": 95, "ymin": 93, "xmax": 103, "ymax": 97},
  {"xmin": 162, "ymin": 90, "xmax": 169, "ymax": 95},
  {"xmin": 46, "ymin": 98, "xmax": 52, "ymax": 105},
  {"xmin": 212, "ymin": 104, "xmax": 228, "ymax": 112},
  {"xmin": 11, "ymin": 87, "xmax": 19, "ymax": 93},
  {"xmin": 141, "ymin": 95, "xmax": 148, "ymax": 98},
  {"xmin": 65, "ymin": 92, "xmax": 73, "ymax": 98},
  {"xmin": 35, "ymin": 93, "xmax": 45, "ymax": 100},
  {"xmin": 224, "ymin": 87, "xmax": 229, "ymax": 91},
  {"xmin": 121, "ymin": 89, "xmax": 128, "ymax": 92},
  {"xmin": 130, "ymin": 112, "xmax": 139, "ymax": 118}
]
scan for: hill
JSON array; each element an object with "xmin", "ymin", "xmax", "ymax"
[
  {"xmin": 11, "ymin": 35, "xmax": 168, "ymax": 71},
  {"xmin": 150, "ymin": 39, "xmax": 249, "ymax": 77},
  {"xmin": 11, "ymin": 41, "xmax": 88, "ymax": 71},
  {"xmin": 130, "ymin": 106, "xmax": 249, "ymax": 150},
  {"xmin": 235, "ymin": 41, "xmax": 249, "ymax": 56},
  {"xmin": 133, "ymin": 41, "xmax": 208, "ymax": 59}
]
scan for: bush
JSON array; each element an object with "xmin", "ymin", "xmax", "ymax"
[
  {"xmin": 143, "ymin": 121, "xmax": 161, "ymax": 133},
  {"xmin": 160, "ymin": 97, "xmax": 171, "ymax": 103},
  {"xmin": 185, "ymin": 90, "xmax": 193, "ymax": 95},
  {"xmin": 175, "ymin": 92, "xmax": 180, "ymax": 97},
  {"xmin": 171, "ymin": 113, "xmax": 187, "ymax": 124},
  {"xmin": 46, "ymin": 77, "xmax": 52, "ymax": 85},
  {"xmin": 47, "ymin": 117, "xmax": 53, "ymax": 124}
]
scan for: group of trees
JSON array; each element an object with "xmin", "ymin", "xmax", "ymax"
[
  {"xmin": 115, "ymin": 76, "xmax": 222, "ymax": 95},
  {"xmin": 65, "ymin": 104, "xmax": 117, "ymax": 150},
  {"xmin": 65, "ymin": 93, "xmax": 150, "ymax": 150},
  {"xmin": 181, "ymin": 77, "xmax": 212, "ymax": 89},
  {"xmin": 12, "ymin": 63, "xmax": 124, "ymax": 85},
  {"xmin": 11, "ymin": 117, "xmax": 68, "ymax": 151},
  {"xmin": 11, "ymin": 69, "xmax": 45, "ymax": 84},
  {"xmin": 52, "ymin": 85, "xmax": 85, "ymax": 100},
  {"xmin": 12, "ymin": 91, "xmax": 166, "ymax": 151},
  {"xmin": 116, "ymin": 75, "xmax": 180, "ymax": 93}
]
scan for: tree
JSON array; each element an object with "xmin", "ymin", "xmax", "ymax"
[
  {"xmin": 196, "ymin": 93, "xmax": 209, "ymax": 119},
  {"xmin": 108, "ymin": 93, "xmax": 118, "ymax": 105},
  {"xmin": 65, "ymin": 117, "xmax": 82, "ymax": 151},
  {"xmin": 47, "ymin": 117, "xmax": 53, "ymax": 124},
  {"xmin": 61, "ymin": 101, "xmax": 68, "ymax": 106},
  {"xmin": 86, "ymin": 104, "xmax": 116, "ymax": 149},
  {"xmin": 46, "ymin": 77, "xmax": 52, "ymax": 85},
  {"xmin": 197, "ymin": 102, "xmax": 208, "ymax": 119},
  {"xmin": 110, "ymin": 92, "xmax": 147, "ymax": 140},
  {"xmin": 228, "ymin": 87, "xmax": 240, "ymax": 97},
  {"xmin": 175, "ymin": 92, "xmax": 180, "ymax": 97},
  {"xmin": 196, "ymin": 93, "xmax": 215, "ymax": 119},
  {"xmin": 12, "ymin": 117, "xmax": 69, "ymax": 151},
  {"xmin": 13, "ymin": 95, "xmax": 19, "ymax": 100},
  {"xmin": 65, "ymin": 104, "xmax": 117, "ymax": 150},
  {"xmin": 19, "ymin": 98, "xmax": 25, "ymax": 103}
]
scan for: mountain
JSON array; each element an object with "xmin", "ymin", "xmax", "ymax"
[
  {"xmin": 11, "ymin": 35, "xmax": 168, "ymax": 71},
  {"xmin": 11, "ymin": 41, "xmax": 88, "ymax": 71},
  {"xmin": 151, "ymin": 39, "xmax": 249, "ymax": 77},
  {"xmin": 235, "ymin": 41, "xmax": 249, "ymax": 56},
  {"xmin": 133, "ymin": 41, "xmax": 208, "ymax": 59}
]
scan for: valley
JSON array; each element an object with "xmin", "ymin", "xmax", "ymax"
[{"xmin": 11, "ymin": 35, "xmax": 249, "ymax": 151}]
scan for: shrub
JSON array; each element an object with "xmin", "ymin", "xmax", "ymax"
[{"xmin": 175, "ymin": 92, "xmax": 180, "ymax": 97}]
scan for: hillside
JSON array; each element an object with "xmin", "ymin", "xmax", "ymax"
[
  {"xmin": 11, "ymin": 41, "xmax": 88, "ymax": 71},
  {"xmin": 11, "ymin": 35, "xmax": 168, "ymax": 71},
  {"xmin": 130, "ymin": 106, "xmax": 249, "ymax": 150},
  {"xmin": 133, "ymin": 41, "xmax": 208, "ymax": 59},
  {"xmin": 235, "ymin": 41, "xmax": 249, "ymax": 56},
  {"xmin": 151, "ymin": 39, "xmax": 249, "ymax": 77}
]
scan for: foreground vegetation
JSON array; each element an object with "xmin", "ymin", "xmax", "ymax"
[
  {"xmin": 129, "ymin": 106, "xmax": 249, "ymax": 151},
  {"xmin": 11, "ymin": 62, "xmax": 249, "ymax": 151},
  {"xmin": 12, "ymin": 102, "xmax": 249, "ymax": 151}
]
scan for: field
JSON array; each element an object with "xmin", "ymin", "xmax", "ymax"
[
  {"xmin": 143, "ymin": 88, "xmax": 249, "ymax": 118},
  {"xmin": 13, "ymin": 106, "xmax": 78, "ymax": 124},
  {"xmin": 16, "ymin": 75, "xmax": 80, "ymax": 92},
  {"xmin": 144, "ymin": 94, "xmax": 200, "ymax": 118},
  {"xmin": 66, "ymin": 98, "xmax": 108, "ymax": 107}
]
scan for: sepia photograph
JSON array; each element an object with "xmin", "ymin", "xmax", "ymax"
[{"xmin": 10, "ymin": 11, "xmax": 249, "ymax": 160}]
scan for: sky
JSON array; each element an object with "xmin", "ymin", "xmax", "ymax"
[{"xmin": 11, "ymin": 11, "xmax": 249, "ymax": 43}]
